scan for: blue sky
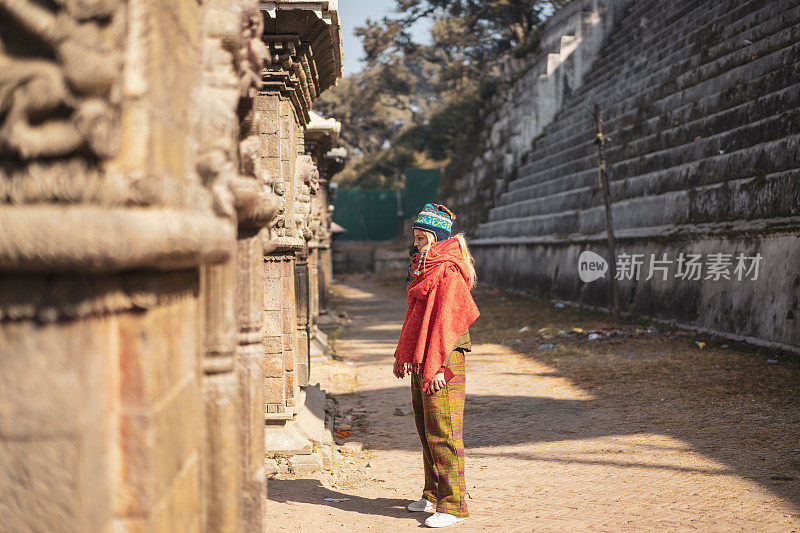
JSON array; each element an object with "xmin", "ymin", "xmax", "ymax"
[{"xmin": 339, "ymin": 0, "xmax": 432, "ymax": 76}]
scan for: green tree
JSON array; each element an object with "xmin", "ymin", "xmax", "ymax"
[{"xmin": 314, "ymin": 0, "xmax": 566, "ymax": 189}]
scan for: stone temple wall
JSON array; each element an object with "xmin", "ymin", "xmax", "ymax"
[
  {"xmin": 0, "ymin": 0, "xmax": 343, "ymax": 531},
  {"xmin": 448, "ymin": 0, "xmax": 800, "ymax": 351}
]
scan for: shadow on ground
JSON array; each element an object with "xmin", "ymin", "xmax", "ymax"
[
  {"xmin": 268, "ymin": 478, "xmax": 425, "ymax": 525},
  {"xmin": 328, "ymin": 277, "xmax": 800, "ymax": 513}
]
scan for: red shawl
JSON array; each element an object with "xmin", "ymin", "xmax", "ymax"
[{"xmin": 395, "ymin": 237, "xmax": 480, "ymax": 393}]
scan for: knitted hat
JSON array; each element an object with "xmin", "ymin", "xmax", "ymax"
[{"xmin": 412, "ymin": 203, "xmax": 455, "ymax": 242}]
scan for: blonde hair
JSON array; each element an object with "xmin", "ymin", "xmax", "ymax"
[
  {"xmin": 415, "ymin": 230, "xmax": 477, "ymax": 289},
  {"xmin": 453, "ymin": 233, "xmax": 477, "ymax": 289}
]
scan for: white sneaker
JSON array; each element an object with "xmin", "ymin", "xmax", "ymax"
[
  {"xmin": 425, "ymin": 512, "xmax": 467, "ymax": 528},
  {"xmin": 407, "ymin": 498, "xmax": 436, "ymax": 512}
]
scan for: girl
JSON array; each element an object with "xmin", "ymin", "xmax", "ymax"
[{"xmin": 393, "ymin": 203, "xmax": 480, "ymax": 528}]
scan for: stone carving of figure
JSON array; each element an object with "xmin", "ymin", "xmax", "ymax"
[{"xmin": 0, "ymin": 0, "xmax": 123, "ymax": 159}]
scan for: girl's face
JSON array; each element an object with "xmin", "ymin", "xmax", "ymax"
[{"xmin": 413, "ymin": 229, "xmax": 433, "ymax": 253}]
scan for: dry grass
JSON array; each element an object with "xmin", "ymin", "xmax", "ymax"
[
  {"xmin": 470, "ymin": 286, "xmax": 800, "ymax": 478},
  {"xmin": 471, "ymin": 286, "xmax": 800, "ymax": 402}
]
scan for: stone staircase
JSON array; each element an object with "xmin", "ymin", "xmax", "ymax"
[
  {"xmin": 469, "ymin": 0, "xmax": 800, "ymax": 349},
  {"xmin": 447, "ymin": 0, "xmax": 630, "ymax": 231}
]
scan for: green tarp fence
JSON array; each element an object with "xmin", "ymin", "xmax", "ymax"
[
  {"xmin": 332, "ymin": 189, "xmax": 400, "ymax": 241},
  {"xmin": 332, "ymin": 168, "xmax": 442, "ymax": 241}
]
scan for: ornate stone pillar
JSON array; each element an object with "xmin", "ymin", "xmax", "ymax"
[
  {"xmin": 305, "ymin": 113, "xmax": 345, "ymax": 358},
  {"xmin": 0, "ymin": 1, "xmax": 234, "ymax": 531},
  {"xmin": 259, "ymin": 89, "xmax": 304, "ymax": 417},
  {"xmin": 259, "ymin": 1, "xmax": 342, "ymax": 462},
  {"xmin": 295, "ymin": 246, "xmax": 311, "ymax": 386},
  {"xmin": 195, "ymin": 0, "xmax": 276, "ymax": 531},
  {"xmin": 263, "ymin": 253, "xmax": 290, "ymax": 416}
]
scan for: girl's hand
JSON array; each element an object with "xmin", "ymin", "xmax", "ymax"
[{"xmin": 429, "ymin": 372, "xmax": 446, "ymax": 393}]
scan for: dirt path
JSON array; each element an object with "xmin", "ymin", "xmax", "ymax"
[{"xmin": 265, "ymin": 276, "xmax": 800, "ymax": 532}]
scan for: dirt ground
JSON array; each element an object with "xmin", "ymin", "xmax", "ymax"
[{"xmin": 264, "ymin": 274, "xmax": 800, "ymax": 532}]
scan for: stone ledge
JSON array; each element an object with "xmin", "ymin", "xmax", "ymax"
[
  {"xmin": 295, "ymin": 384, "xmax": 333, "ymax": 447},
  {"xmin": 0, "ymin": 206, "xmax": 234, "ymax": 274},
  {"xmin": 265, "ymin": 422, "xmax": 313, "ymax": 456},
  {"xmin": 310, "ymin": 328, "xmax": 329, "ymax": 358},
  {"xmin": 264, "ymin": 384, "xmax": 334, "ymax": 474},
  {"xmin": 471, "ymin": 216, "xmax": 800, "ymax": 246}
]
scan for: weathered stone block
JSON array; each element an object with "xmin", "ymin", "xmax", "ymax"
[
  {"xmin": 262, "ymin": 336, "xmax": 282, "ymax": 354},
  {"xmin": 287, "ymin": 452, "xmax": 323, "ymax": 475},
  {"xmin": 0, "ymin": 321, "xmax": 83, "ymax": 436},
  {"xmin": 263, "ymin": 280, "xmax": 283, "ymax": 312},
  {"xmin": 263, "ymin": 132, "xmax": 280, "ymax": 156},
  {"xmin": 201, "ymin": 262, "xmax": 236, "ymax": 355},
  {"xmin": 264, "ymin": 353, "xmax": 284, "ymax": 378},
  {"xmin": 0, "ymin": 440, "xmax": 80, "ymax": 532},
  {"xmin": 118, "ymin": 298, "xmax": 198, "ymax": 410},
  {"xmin": 262, "ymin": 309, "xmax": 282, "ymax": 335},
  {"xmin": 283, "ymin": 344, "xmax": 294, "ymax": 371},
  {"xmin": 115, "ymin": 412, "xmax": 150, "ymax": 517},
  {"xmin": 202, "ymin": 372, "xmax": 240, "ymax": 533},
  {"xmin": 264, "ymin": 377, "xmax": 284, "ymax": 405},
  {"xmin": 282, "ymin": 308, "xmax": 293, "ymax": 335},
  {"xmin": 285, "ymin": 373, "xmax": 296, "ymax": 406},
  {"xmin": 264, "ymin": 261, "xmax": 283, "ymax": 280},
  {"xmin": 236, "ymin": 344, "xmax": 265, "ymax": 532},
  {"xmin": 236, "ymin": 236, "xmax": 264, "ymax": 332},
  {"xmin": 151, "ymin": 378, "xmax": 202, "ymax": 505},
  {"xmin": 282, "ymin": 266, "xmax": 294, "ymax": 301},
  {"xmin": 151, "ymin": 454, "xmax": 202, "ymax": 533},
  {"xmin": 263, "ymin": 156, "xmax": 281, "ymax": 177}
]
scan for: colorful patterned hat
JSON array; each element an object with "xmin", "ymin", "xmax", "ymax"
[{"xmin": 412, "ymin": 203, "xmax": 455, "ymax": 242}]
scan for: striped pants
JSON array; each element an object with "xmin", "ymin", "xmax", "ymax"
[{"xmin": 411, "ymin": 349, "xmax": 468, "ymax": 517}]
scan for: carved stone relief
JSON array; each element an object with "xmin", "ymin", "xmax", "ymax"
[{"xmin": 0, "ymin": 0, "xmax": 124, "ymax": 161}]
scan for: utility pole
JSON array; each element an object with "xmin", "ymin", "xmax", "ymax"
[
  {"xmin": 594, "ymin": 102, "xmax": 620, "ymax": 318},
  {"xmin": 397, "ymin": 166, "xmax": 404, "ymax": 239}
]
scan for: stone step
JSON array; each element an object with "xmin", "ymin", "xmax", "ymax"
[
  {"xmin": 494, "ymin": 137, "xmax": 800, "ymax": 225},
  {"xmin": 573, "ymin": 0, "xmax": 780, "ymax": 106},
  {"xmin": 520, "ymin": 54, "xmax": 800, "ymax": 178},
  {"xmin": 508, "ymin": 99, "xmax": 800, "ymax": 204},
  {"xmin": 575, "ymin": 4, "xmax": 727, "ymax": 104},
  {"xmin": 496, "ymin": 0, "xmax": 797, "ymax": 196},
  {"xmin": 506, "ymin": 85, "xmax": 800, "ymax": 201},
  {"xmin": 544, "ymin": 2, "xmax": 800, "ymax": 144},
  {"xmin": 501, "ymin": 171, "xmax": 597, "ymax": 207},
  {"xmin": 556, "ymin": 1, "xmax": 797, "ymax": 134},
  {"xmin": 495, "ymin": 129, "xmax": 800, "ymax": 223},
  {"xmin": 508, "ymin": 40, "xmax": 800, "ymax": 193},
  {"xmin": 612, "ymin": 104, "xmax": 800, "ymax": 180},
  {"xmin": 539, "ymin": 12, "xmax": 800, "ymax": 156},
  {"xmin": 473, "ymin": 214, "xmax": 800, "ymax": 247},
  {"xmin": 264, "ymin": 421, "xmax": 313, "ymax": 456},
  {"xmin": 583, "ymin": 0, "xmax": 711, "ymax": 82},
  {"xmin": 478, "ymin": 137, "xmax": 800, "ymax": 237},
  {"xmin": 264, "ymin": 383, "xmax": 334, "ymax": 475},
  {"xmin": 489, "ymin": 185, "xmax": 597, "ymax": 222}
]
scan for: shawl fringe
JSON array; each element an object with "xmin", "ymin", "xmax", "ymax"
[{"xmin": 403, "ymin": 362, "xmax": 423, "ymax": 375}]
